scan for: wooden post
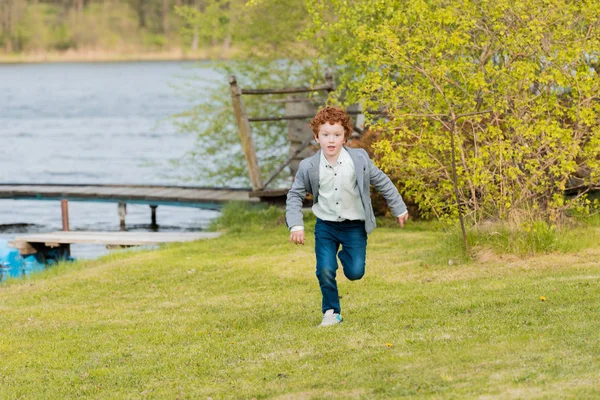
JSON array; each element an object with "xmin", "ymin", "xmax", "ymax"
[
  {"xmin": 118, "ymin": 202, "xmax": 127, "ymax": 231},
  {"xmin": 61, "ymin": 243, "xmax": 71, "ymax": 258},
  {"xmin": 61, "ymin": 199, "xmax": 70, "ymax": 232},
  {"xmin": 286, "ymin": 97, "xmax": 318, "ymax": 178},
  {"xmin": 325, "ymin": 71, "xmax": 335, "ymax": 93},
  {"xmin": 150, "ymin": 205, "xmax": 158, "ymax": 230},
  {"xmin": 229, "ymin": 75, "xmax": 264, "ymax": 191}
]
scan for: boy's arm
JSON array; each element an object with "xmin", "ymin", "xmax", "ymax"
[
  {"xmin": 286, "ymin": 167, "xmax": 308, "ymax": 244},
  {"xmin": 285, "ymin": 165, "xmax": 308, "ymax": 231},
  {"xmin": 368, "ymin": 156, "xmax": 408, "ymax": 218}
]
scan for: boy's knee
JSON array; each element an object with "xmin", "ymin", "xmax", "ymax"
[
  {"xmin": 316, "ymin": 266, "xmax": 336, "ymax": 281},
  {"xmin": 345, "ymin": 264, "xmax": 365, "ymax": 281},
  {"xmin": 346, "ymin": 271, "xmax": 364, "ymax": 281}
]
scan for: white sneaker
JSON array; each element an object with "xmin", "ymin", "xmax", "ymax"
[{"xmin": 320, "ymin": 309, "xmax": 343, "ymax": 327}]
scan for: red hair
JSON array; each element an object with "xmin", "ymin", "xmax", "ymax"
[{"xmin": 310, "ymin": 107, "xmax": 354, "ymax": 139}]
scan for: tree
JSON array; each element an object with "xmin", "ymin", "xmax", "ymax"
[
  {"xmin": 173, "ymin": 0, "xmax": 330, "ymax": 187},
  {"xmin": 0, "ymin": 0, "xmax": 184, "ymax": 54},
  {"xmin": 176, "ymin": 0, "xmax": 235, "ymax": 54},
  {"xmin": 1, "ymin": 0, "xmax": 26, "ymax": 51},
  {"xmin": 306, "ymin": 0, "xmax": 600, "ymax": 227}
]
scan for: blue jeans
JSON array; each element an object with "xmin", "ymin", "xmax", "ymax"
[{"xmin": 314, "ymin": 218, "xmax": 368, "ymax": 314}]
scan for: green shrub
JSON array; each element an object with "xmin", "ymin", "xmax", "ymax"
[
  {"xmin": 307, "ymin": 0, "xmax": 600, "ymax": 226},
  {"xmin": 442, "ymin": 220, "xmax": 600, "ymax": 258},
  {"xmin": 143, "ymin": 32, "xmax": 167, "ymax": 49}
]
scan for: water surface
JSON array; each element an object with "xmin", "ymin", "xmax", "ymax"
[{"xmin": 0, "ymin": 61, "xmax": 222, "ymax": 259}]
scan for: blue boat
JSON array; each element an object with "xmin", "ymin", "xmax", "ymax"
[{"xmin": 0, "ymin": 239, "xmax": 49, "ymax": 282}]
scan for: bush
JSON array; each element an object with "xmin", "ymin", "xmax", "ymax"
[{"xmin": 307, "ymin": 0, "xmax": 600, "ymax": 226}]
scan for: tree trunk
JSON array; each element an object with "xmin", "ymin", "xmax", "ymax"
[
  {"xmin": 161, "ymin": 0, "xmax": 169, "ymax": 34},
  {"xmin": 102, "ymin": 0, "xmax": 107, "ymax": 24},
  {"xmin": 191, "ymin": 29, "xmax": 199, "ymax": 52},
  {"xmin": 75, "ymin": 0, "xmax": 83, "ymax": 15},
  {"xmin": 2, "ymin": 0, "xmax": 14, "ymax": 52},
  {"xmin": 222, "ymin": 35, "xmax": 231, "ymax": 55},
  {"xmin": 137, "ymin": 0, "xmax": 146, "ymax": 28}
]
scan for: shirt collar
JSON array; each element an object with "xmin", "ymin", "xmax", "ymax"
[{"xmin": 320, "ymin": 147, "xmax": 349, "ymax": 168}]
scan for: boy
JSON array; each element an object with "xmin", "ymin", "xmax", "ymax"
[{"xmin": 286, "ymin": 106, "xmax": 409, "ymax": 327}]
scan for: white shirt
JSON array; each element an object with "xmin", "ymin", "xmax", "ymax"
[{"xmin": 312, "ymin": 148, "xmax": 366, "ymax": 222}]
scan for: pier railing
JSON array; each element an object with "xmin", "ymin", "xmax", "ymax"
[{"xmin": 228, "ymin": 73, "xmax": 336, "ymax": 195}]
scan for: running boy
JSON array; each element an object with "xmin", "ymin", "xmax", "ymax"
[{"xmin": 286, "ymin": 106, "xmax": 409, "ymax": 327}]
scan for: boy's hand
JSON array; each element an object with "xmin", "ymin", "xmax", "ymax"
[
  {"xmin": 397, "ymin": 213, "xmax": 409, "ymax": 227},
  {"xmin": 290, "ymin": 230, "xmax": 305, "ymax": 245}
]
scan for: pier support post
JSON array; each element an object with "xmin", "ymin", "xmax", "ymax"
[
  {"xmin": 118, "ymin": 202, "xmax": 127, "ymax": 231},
  {"xmin": 61, "ymin": 199, "xmax": 70, "ymax": 232},
  {"xmin": 60, "ymin": 243, "xmax": 71, "ymax": 258},
  {"xmin": 150, "ymin": 205, "xmax": 158, "ymax": 230}
]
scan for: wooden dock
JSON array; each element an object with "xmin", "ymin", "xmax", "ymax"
[
  {"xmin": 0, "ymin": 184, "xmax": 261, "ymax": 209},
  {"xmin": 0, "ymin": 183, "xmax": 292, "ymax": 230},
  {"xmin": 9, "ymin": 231, "xmax": 222, "ymax": 255}
]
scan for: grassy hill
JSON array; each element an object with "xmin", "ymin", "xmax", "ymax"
[{"xmin": 1, "ymin": 207, "xmax": 599, "ymax": 398}]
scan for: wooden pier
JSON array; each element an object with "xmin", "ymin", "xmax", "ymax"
[
  {"xmin": 0, "ymin": 183, "xmax": 290, "ymax": 230},
  {"xmin": 0, "ymin": 184, "xmax": 260, "ymax": 208},
  {"xmin": 9, "ymin": 231, "xmax": 222, "ymax": 256}
]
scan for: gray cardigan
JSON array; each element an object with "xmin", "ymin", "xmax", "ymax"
[{"xmin": 286, "ymin": 147, "xmax": 406, "ymax": 234}]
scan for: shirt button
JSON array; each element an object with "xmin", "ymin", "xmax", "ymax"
[{"xmin": 335, "ymin": 188, "xmax": 337, "ymax": 190}]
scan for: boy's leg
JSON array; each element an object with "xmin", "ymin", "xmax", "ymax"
[
  {"xmin": 338, "ymin": 221, "xmax": 368, "ymax": 281},
  {"xmin": 314, "ymin": 219, "xmax": 342, "ymax": 314}
]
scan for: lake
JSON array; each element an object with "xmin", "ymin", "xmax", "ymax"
[{"xmin": 0, "ymin": 61, "xmax": 223, "ymax": 259}]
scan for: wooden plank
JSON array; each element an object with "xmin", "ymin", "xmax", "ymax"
[
  {"xmin": 139, "ymin": 188, "xmax": 177, "ymax": 197},
  {"xmin": 65, "ymin": 231, "xmax": 212, "ymax": 240},
  {"xmin": 73, "ymin": 187, "xmax": 100, "ymax": 194},
  {"xmin": 9, "ymin": 231, "xmax": 222, "ymax": 248},
  {"xmin": 10, "ymin": 241, "xmax": 37, "ymax": 255},
  {"xmin": 80, "ymin": 187, "xmax": 126, "ymax": 195},
  {"xmin": 176, "ymin": 189, "xmax": 233, "ymax": 200},
  {"xmin": 249, "ymin": 189, "xmax": 290, "ymax": 198},
  {"xmin": 56, "ymin": 187, "xmax": 96, "ymax": 194},
  {"xmin": 229, "ymin": 75, "xmax": 264, "ymax": 191},
  {"xmin": 119, "ymin": 188, "xmax": 164, "ymax": 195},
  {"xmin": 240, "ymin": 83, "xmax": 333, "ymax": 95},
  {"xmin": 220, "ymin": 192, "xmax": 256, "ymax": 201},
  {"xmin": 104, "ymin": 188, "xmax": 139, "ymax": 197},
  {"xmin": 249, "ymin": 114, "xmax": 314, "ymax": 122},
  {"xmin": 157, "ymin": 188, "xmax": 205, "ymax": 197},
  {"xmin": 0, "ymin": 184, "xmax": 261, "ymax": 206},
  {"xmin": 21, "ymin": 231, "xmax": 219, "ymax": 242},
  {"xmin": 6, "ymin": 185, "xmax": 44, "ymax": 191}
]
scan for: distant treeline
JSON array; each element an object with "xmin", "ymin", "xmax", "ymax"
[{"xmin": 0, "ymin": 0, "xmax": 246, "ymax": 55}]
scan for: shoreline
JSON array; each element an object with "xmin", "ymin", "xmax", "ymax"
[{"xmin": 0, "ymin": 48, "xmax": 236, "ymax": 64}]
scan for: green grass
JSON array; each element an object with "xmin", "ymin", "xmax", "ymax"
[
  {"xmin": 431, "ymin": 215, "xmax": 600, "ymax": 261},
  {"xmin": 1, "ymin": 206, "xmax": 599, "ymax": 398}
]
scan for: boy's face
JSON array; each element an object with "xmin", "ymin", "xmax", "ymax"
[{"xmin": 315, "ymin": 122, "xmax": 346, "ymax": 160}]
